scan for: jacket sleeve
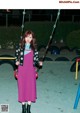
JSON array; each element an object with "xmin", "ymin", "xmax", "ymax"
[
  {"xmin": 33, "ymin": 50, "xmax": 40, "ymax": 67},
  {"xmin": 15, "ymin": 45, "xmax": 20, "ymax": 64}
]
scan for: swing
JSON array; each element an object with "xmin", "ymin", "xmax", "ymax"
[
  {"xmin": 13, "ymin": 10, "xmax": 39, "ymax": 80},
  {"xmin": 14, "ymin": 10, "xmax": 61, "ymax": 79}
]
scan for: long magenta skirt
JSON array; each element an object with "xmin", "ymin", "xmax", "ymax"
[{"xmin": 17, "ymin": 51, "xmax": 37, "ymax": 103}]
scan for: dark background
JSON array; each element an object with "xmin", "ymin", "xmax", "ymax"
[
  {"xmin": 0, "ymin": 9, "xmax": 80, "ymax": 49},
  {"xmin": 0, "ymin": 9, "xmax": 80, "ymax": 26}
]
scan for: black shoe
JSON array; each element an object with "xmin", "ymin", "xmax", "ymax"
[
  {"xmin": 22, "ymin": 104, "xmax": 26, "ymax": 113},
  {"xmin": 27, "ymin": 104, "xmax": 31, "ymax": 113}
]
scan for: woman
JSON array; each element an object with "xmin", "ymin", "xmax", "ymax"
[{"xmin": 15, "ymin": 30, "xmax": 42, "ymax": 113}]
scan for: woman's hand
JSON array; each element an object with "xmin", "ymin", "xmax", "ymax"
[
  {"xmin": 16, "ymin": 61, "xmax": 20, "ymax": 66},
  {"xmin": 39, "ymin": 61, "xmax": 43, "ymax": 66}
]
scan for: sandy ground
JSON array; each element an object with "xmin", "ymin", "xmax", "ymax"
[{"xmin": 0, "ymin": 61, "xmax": 80, "ymax": 113}]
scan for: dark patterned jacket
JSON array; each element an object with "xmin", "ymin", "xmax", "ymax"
[{"xmin": 15, "ymin": 45, "xmax": 39, "ymax": 67}]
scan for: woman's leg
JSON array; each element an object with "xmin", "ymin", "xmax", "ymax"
[
  {"xmin": 22, "ymin": 102, "xmax": 26, "ymax": 113},
  {"xmin": 27, "ymin": 101, "xmax": 31, "ymax": 113},
  {"xmin": 27, "ymin": 101, "xmax": 31, "ymax": 105}
]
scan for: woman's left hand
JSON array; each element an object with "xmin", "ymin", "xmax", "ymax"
[{"xmin": 39, "ymin": 61, "xmax": 43, "ymax": 66}]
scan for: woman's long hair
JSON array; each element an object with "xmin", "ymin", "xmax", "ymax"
[{"xmin": 20, "ymin": 30, "xmax": 37, "ymax": 51}]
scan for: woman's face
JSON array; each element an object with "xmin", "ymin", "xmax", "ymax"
[{"xmin": 25, "ymin": 34, "xmax": 33, "ymax": 43}]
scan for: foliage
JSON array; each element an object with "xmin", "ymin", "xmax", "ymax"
[
  {"xmin": 66, "ymin": 30, "xmax": 80, "ymax": 49},
  {"xmin": 0, "ymin": 27, "xmax": 21, "ymax": 49},
  {"xmin": 0, "ymin": 22, "xmax": 80, "ymax": 49}
]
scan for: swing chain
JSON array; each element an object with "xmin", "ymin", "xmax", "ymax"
[
  {"xmin": 42, "ymin": 9, "xmax": 61, "ymax": 62},
  {"xmin": 21, "ymin": 9, "xmax": 26, "ymax": 39}
]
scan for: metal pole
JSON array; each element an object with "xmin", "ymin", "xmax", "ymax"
[
  {"xmin": 29, "ymin": 14, "xmax": 31, "ymax": 22},
  {"xmin": 6, "ymin": 13, "xmax": 8, "ymax": 27},
  {"xmin": 50, "ymin": 14, "xmax": 52, "ymax": 22}
]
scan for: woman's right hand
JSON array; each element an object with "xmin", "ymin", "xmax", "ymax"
[{"xmin": 16, "ymin": 61, "xmax": 20, "ymax": 66}]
